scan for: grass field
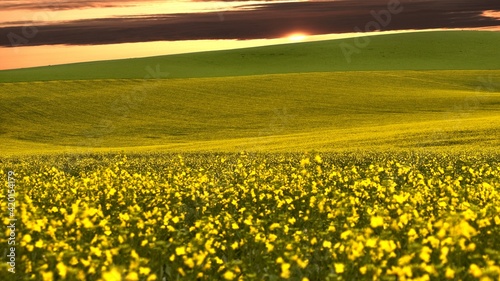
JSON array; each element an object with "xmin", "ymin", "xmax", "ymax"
[
  {"xmin": 1, "ymin": 30, "xmax": 500, "ymax": 281},
  {"xmin": 1, "ymin": 69, "xmax": 499, "ymax": 156}
]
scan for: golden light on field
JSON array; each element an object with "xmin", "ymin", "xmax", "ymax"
[{"xmin": 286, "ymin": 32, "xmax": 308, "ymax": 41}]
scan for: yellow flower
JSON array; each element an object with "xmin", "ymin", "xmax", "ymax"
[
  {"xmin": 296, "ymin": 258, "xmax": 308, "ymax": 269},
  {"xmin": 370, "ymin": 216, "xmax": 384, "ymax": 228},
  {"xmin": 268, "ymin": 234, "xmax": 278, "ymax": 242},
  {"xmin": 266, "ymin": 242, "xmax": 274, "ymax": 252},
  {"xmin": 177, "ymin": 268, "xmax": 186, "ymax": 276},
  {"xmin": 184, "ymin": 258, "xmax": 195, "ymax": 268},
  {"xmin": 494, "ymin": 216, "xmax": 500, "ymax": 225},
  {"xmin": 359, "ymin": 266, "xmax": 367, "ymax": 275},
  {"xmin": 176, "ymin": 246, "xmax": 186, "ymax": 256},
  {"xmin": 35, "ymin": 240, "xmax": 44, "ymax": 248},
  {"xmin": 80, "ymin": 258, "xmax": 91, "ymax": 267},
  {"xmin": 231, "ymin": 222, "xmax": 239, "ymax": 229},
  {"xmin": 340, "ymin": 230, "xmax": 352, "ymax": 240},
  {"xmin": 194, "ymin": 251, "xmax": 207, "ymax": 266},
  {"xmin": 398, "ymin": 254, "xmax": 414, "ymax": 266},
  {"xmin": 243, "ymin": 217, "xmax": 252, "ymax": 225},
  {"xmin": 82, "ymin": 217, "xmax": 94, "ymax": 228},
  {"xmin": 300, "ymin": 158, "xmax": 310, "ymax": 166},
  {"xmin": 131, "ymin": 250, "xmax": 139, "ymax": 260},
  {"xmin": 457, "ymin": 221, "xmax": 477, "ymax": 239},
  {"xmin": 365, "ymin": 238, "xmax": 377, "ymax": 248},
  {"xmin": 422, "ymin": 264, "xmax": 436, "ymax": 275},
  {"xmin": 91, "ymin": 246, "xmax": 102, "ymax": 257},
  {"xmin": 393, "ymin": 194, "xmax": 409, "ymax": 204},
  {"xmin": 223, "ymin": 271, "xmax": 236, "ymax": 280},
  {"xmin": 41, "ymin": 271, "xmax": 53, "ymax": 281},
  {"xmin": 334, "ymin": 263, "xmax": 345, "ymax": 274},
  {"xmin": 270, "ymin": 223, "xmax": 280, "ymax": 230},
  {"xmin": 22, "ymin": 234, "xmax": 32, "ymax": 244},
  {"xmin": 120, "ymin": 213, "xmax": 130, "ymax": 222},
  {"xmin": 101, "ymin": 267, "xmax": 122, "ymax": 281},
  {"xmin": 56, "ymin": 262, "xmax": 67, "ymax": 279},
  {"xmin": 125, "ymin": 272, "xmax": 139, "ymax": 281},
  {"xmin": 314, "ymin": 155, "xmax": 323, "ymax": 163},
  {"xmin": 380, "ymin": 240, "xmax": 397, "ymax": 253},
  {"xmin": 445, "ymin": 267, "xmax": 455, "ymax": 279},
  {"xmin": 137, "ymin": 220, "xmax": 145, "ymax": 229},
  {"xmin": 322, "ymin": 241, "xmax": 332, "ymax": 248},
  {"xmin": 466, "ymin": 243, "xmax": 476, "ymax": 252},
  {"xmin": 280, "ymin": 263, "xmax": 291, "ymax": 278},
  {"xmin": 419, "ymin": 246, "xmax": 432, "ymax": 263},
  {"xmin": 469, "ymin": 264, "xmax": 482, "ymax": 278},
  {"xmin": 99, "ymin": 219, "xmax": 109, "ymax": 227}
]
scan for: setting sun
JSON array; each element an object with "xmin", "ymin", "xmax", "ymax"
[{"xmin": 287, "ymin": 32, "xmax": 308, "ymax": 41}]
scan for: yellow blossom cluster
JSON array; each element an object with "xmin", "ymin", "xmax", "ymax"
[{"xmin": 0, "ymin": 152, "xmax": 499, "ymax": 280}]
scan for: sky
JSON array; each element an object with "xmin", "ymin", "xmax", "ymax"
[{"xmin": 0, "ymin": 0, "xmax": 499, "ymax": 70}]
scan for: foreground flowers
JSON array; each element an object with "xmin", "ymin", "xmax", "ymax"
[{"xmin": 0, "ymin": 151, "xmax": 499, "ymax": 280}]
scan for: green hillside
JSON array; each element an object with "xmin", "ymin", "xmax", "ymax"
[
  {"xmin": 1, "ymin": 70, "xmax": 499, "ymax": 155},
  {"xmin": 1, "ymin": 31, "xmax": 500, "ymax": 83}
]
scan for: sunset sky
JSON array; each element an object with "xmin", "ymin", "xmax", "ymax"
[{"xmin": 0, "ymin": 0, "xmax": 499, "ymax": 70}]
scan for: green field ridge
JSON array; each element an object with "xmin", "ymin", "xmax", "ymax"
[{"xmin": 1, "ymin": 70, "xmax": 499, "ymax": 155}]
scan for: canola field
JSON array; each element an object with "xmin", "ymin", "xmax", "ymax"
[{"xmin": 1, "ymin": 152, "xmax": 500, "ymax": 281}]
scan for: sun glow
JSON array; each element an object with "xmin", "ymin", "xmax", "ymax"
[{"xmin": 287, "ymin": 33, "xmax": 308, "ymax": 41}]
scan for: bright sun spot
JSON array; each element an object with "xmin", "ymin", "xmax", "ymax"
[{"xmin": 287, "ymin": 33, "xmax": 308, "ymax": 41}]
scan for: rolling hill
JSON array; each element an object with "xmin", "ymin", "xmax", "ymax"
[{"xmin": 1, "ymin": 69, "xmax": 499, "ymax": 155}]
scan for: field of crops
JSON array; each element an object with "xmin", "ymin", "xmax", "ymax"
[
  {"xmin": 1, "ymin": 152, "xmax": 499, "ymax": 280},
  {"xmin": 2, "ymin": 70, "xmax": 499, "ymax": 155},
  {"xmin": 1, "ymin": 30, "xmax": 499, "ymax": 281}
]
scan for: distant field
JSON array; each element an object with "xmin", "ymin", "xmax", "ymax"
[
  {"xmin": 1, "ymin": 31, "xmax": 500, "ymax": 83},
  {"xmin": 1, "ymin": 70, "xmax": 499, "ymax": 155}
]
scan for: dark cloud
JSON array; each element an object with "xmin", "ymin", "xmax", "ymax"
[{"xmin": 0, "ymin": 0, "xmax": 499, "ymax": 47}]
